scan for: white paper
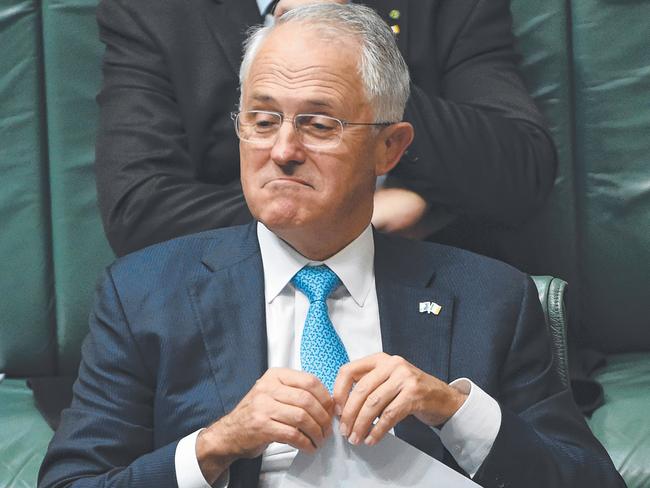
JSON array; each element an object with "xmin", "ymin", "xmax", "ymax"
[{"xmin": 281, "ymin": 420, "xmax": 480, "ymax": 487}]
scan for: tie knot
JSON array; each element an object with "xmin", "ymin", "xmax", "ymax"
[{"xmin": 291, "ymin": 265, "xmax": 341, "ymax": 303}]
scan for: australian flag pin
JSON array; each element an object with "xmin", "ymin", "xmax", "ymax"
[{"xmin": 419, "ymin": 301, "xmax": 442, "ymax": 315}]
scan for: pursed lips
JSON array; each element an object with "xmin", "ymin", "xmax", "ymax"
[{"xmin": 263, "ymin": 177, "xmax": 314, "ymax": 189}]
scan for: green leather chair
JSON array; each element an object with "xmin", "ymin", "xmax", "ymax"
[{"xmin": 1, "ymin": 0, "xmax": 648, "ymax": 486}]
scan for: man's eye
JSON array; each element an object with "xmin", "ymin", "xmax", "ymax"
[
  {"xmin": 302, "ymin": 116, "xmax": 337, "ymax": 132},
  {"xmin": 311, "ymin": 122, "xmax": 334, "ymax": 131},
  {"xmin": 252, "ymin": 115, "xmax": 280, "ymax": 131},
  {"xmin": 256, "ymin": 120, "xmax": 275, "ymax": 128}
]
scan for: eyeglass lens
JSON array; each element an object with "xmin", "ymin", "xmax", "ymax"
[{"xmin": 236, "ymin": 111, "xmax": 343, "ymax": 148}]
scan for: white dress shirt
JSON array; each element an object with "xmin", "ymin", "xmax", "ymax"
[
  {"xmin": 257, "ymin": 0, "xmax": 274, "ymax": 14},
  {"xmin": 175, "ymin": 223, "xmax": 501, "ymax": 487},
  {"xmin": 257, "ymin": 0, "xmax": 275, "ymax": 24}
]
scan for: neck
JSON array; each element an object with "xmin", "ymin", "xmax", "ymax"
[{"xmin": 272, "ymin": 221, "xmax": 368, "ymax": 261}]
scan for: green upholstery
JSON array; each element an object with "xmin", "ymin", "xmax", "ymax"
[
  {"xmin": 571, "ymin": 0, "xmax": 650, "ymax": 353},
  {"xmin": 510, "ymin": 0, "xmax": 650, "ymax": 351},
  {"xmin": 588, "ymin": 354, "xmax": 650, "ymax": 488},
  {"xmin": 42, "ymin": 0, "xmax": 112, "ymax": 374},
  {"xmin": 0, "ymin": 0, "xmax": 55, "ymax": 377},
  {"xmin": 0, "ymin": 379, "xmax": 53, "ymax": 487},
  {"xmin": 1, "ymin": 2, "xmax": 112, "ymax": 483},
  {"xmin": 0, "ymin": 0, "xmax": 647, "ymax": 486}
]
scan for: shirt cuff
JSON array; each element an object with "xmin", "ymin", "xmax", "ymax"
[
  {"xmin": 175, "ymin": 429, "xmax": 229, "ymax": 488},
  {"xmin": 436, "ymin": 378, "xmax": 501, "ymax": 478}
]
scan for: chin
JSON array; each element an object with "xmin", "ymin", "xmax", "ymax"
[{"xmin": 254, "ymin": 200, "xmax": 310, "ymax": 231}]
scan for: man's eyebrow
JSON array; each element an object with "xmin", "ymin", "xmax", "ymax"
[
  {"xmin": 251, "ymin": 94, "xmax": 276, "ymax": 104},
  {"xmin": 249, "ymin": 94, "xmax": 335, "ymax": 110},
  {"xmin": 303, "ymin": 100, "xmax": 334, "ymax": 110}
]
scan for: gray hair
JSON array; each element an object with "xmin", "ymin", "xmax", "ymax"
[{"xmin": 238, "ymin": 3, "xmax": 410, "ymax": 122}]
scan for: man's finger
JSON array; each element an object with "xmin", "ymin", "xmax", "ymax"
[
  {"xmin": 270, "ymin": 403, "xmax": 330, "ymax": 449},
  {"xmin": 272, "ymin": 385, "xmax": 333, "ymax": 435},
  {"xmin": 363, "ymin": 394, "xmax": 410, "ymax": 446},
  {"xmin": 269, "ymin": 368, "xmax": 334, "ymax": 411},
  {"xmin": 332, "ymin": 353, "xmax": 385, "ymax": 410},
  {"xmin": 337, "ymin": 366, "xmax": 392, "ymax": 437},
  {"xmin": 266, "ymin": 420, "xmax": 320, "ymax": 453},
  {"xmin": 346, "ymin": 378, "xmax": 400, "ymax": 444}
]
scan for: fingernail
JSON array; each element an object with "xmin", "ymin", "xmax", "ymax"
[
  {"xmin": 339, "ymin": 422, "xmax": 349, "ymax": 437},
  {"xmin": 364, "ymin": 435, "xmax": 375, "ymax": 446},
  {"xmin": 348, "ymin": 432, "xmax": 359, "ymax": 445}
]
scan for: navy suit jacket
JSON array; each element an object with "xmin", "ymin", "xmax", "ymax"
[{"xmin": 39, "ymin": 224, "xmax": 624, "ymax": 487}]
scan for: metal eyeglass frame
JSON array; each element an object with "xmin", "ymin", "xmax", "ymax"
[{"xmin": 231, "ymin": 110, "xmax": 394, "ymax": 149}]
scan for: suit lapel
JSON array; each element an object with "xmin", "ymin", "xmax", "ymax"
[
  {"xmin": 374, "ymin": 231, "xmax": 454, "ymax": 460},
  {"xmin": 202, "ymin": 0, "xmax": 263, "ymax": 76},
  {"xmin": 187, "ymin": 225, "xmax": 267, "ymax": 416},
  {"xmin": 187, "ymin": 224, "xmax": 268, "ymax": 486}
]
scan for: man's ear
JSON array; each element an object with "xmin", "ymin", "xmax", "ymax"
[{"xmin": 375, "ymin": 122, "xmax": 414, "ymax": 176}]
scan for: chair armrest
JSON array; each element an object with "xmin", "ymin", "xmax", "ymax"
[{"xmin": 531, "ymin": 275, "xmax": 570, "ymax": 389}]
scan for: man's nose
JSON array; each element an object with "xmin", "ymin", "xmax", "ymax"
[{"xmin": 270, "ymin": 120, "xmax": 306, "ymax": 167}]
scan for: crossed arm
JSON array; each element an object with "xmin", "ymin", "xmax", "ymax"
[{"xmin": 96, "ymin": 0, "xmax": 556, "ymax": 256}]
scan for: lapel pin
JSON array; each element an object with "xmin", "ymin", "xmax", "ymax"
[
  {"xmin": 419, "ymin": 301, "xmax": 442, "ymax": 315},
  {"xmin": 389, "ymin": 9, "xmax": 401, "ymax": 20},
  {"xmin": 391, "ymin": 24, "xmax": 400, "ymax": 35}
]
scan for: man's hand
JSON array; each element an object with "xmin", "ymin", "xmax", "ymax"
[
  {"xmin": 196, "ymin": 368, "xmax": 334, "ymax": 484},
  {"xmin": 274, "ymin": 0, "xmax": 349, "ymax": 18},
  {"xmin": 332, "ymin": 353, "xmax": 467, "ymax": 446}
]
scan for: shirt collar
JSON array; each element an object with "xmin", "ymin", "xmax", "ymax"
[
  {"xmin": 256, "ymin": 0, "xmax": 275, "ymax": 16},
  {"xmin": 257, "ymin": 222, "xmax": 375, "ymax": 307}
]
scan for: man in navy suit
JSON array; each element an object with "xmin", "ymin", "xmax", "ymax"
[{"xmin": 39, "ymin": 4, "xmax": 624, "ymax": 488}]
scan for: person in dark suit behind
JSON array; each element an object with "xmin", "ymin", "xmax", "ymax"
[
  {"xmin": 40, "ymin": 5, "xmax": 623, "ymax": 487},
  {"xmin": 95, "ymin": 0, "xmax": 557, "ymax": 258}
]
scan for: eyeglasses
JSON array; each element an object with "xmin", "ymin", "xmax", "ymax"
[{"xmin": 231, "ymin": 110, "xmax": 394, "ymax": 149}]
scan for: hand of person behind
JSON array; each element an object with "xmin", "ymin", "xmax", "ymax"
[{"xmin": 372, "ymin": 188, "xmax": 431, "ymax": 239}]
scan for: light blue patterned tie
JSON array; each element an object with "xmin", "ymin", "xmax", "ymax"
[{"xmin": 292, "ymin": 265, "xmax": 349, "ymax": 393}]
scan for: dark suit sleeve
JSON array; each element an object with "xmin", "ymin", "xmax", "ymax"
[
  {"xmin": 472, "ymin": 277, "xmax": 625, "ymax": 488},
  {"xmin": 38, "ymin": 270, "xmax": 179, "ymax": 488},
  {"xmin": 95, "ymin": 0, "xmax": 252, "ymax": 257},
  {"xmin": 390, "ymin": 0, "xmax": 557, "ymax": 226}
]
